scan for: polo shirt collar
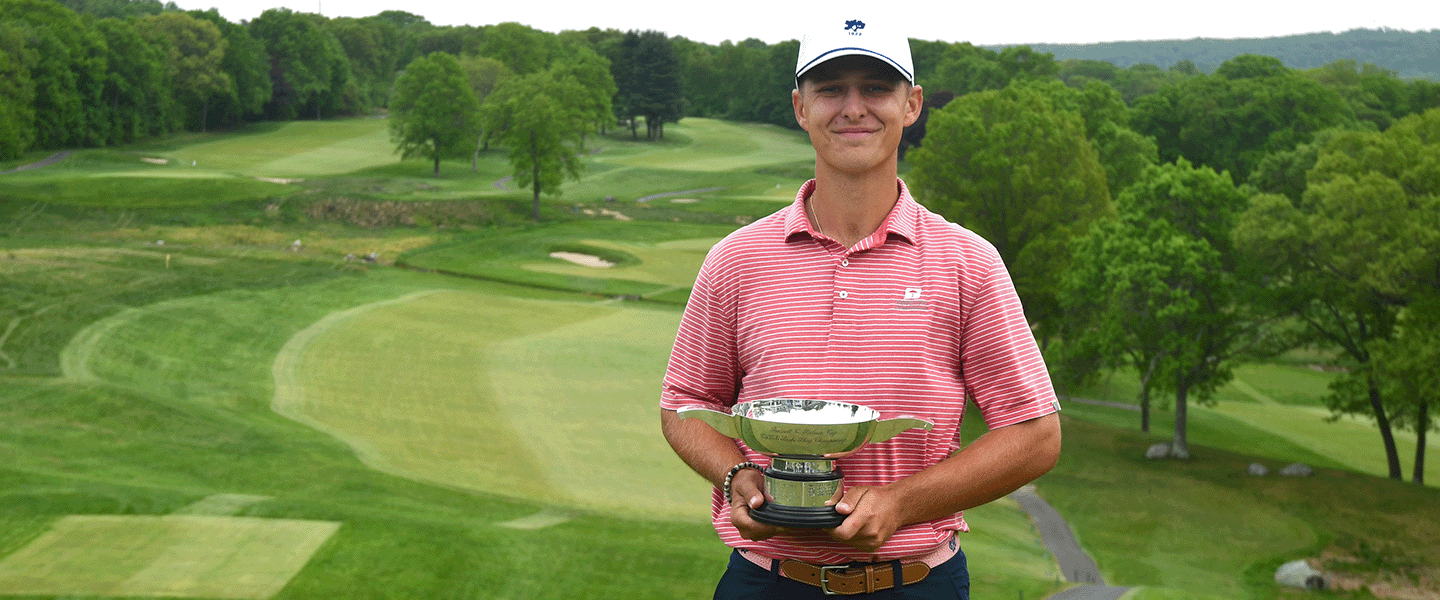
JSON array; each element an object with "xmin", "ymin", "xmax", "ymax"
[{"xmin": 784, "ymin": 178, "xmax": 920, "ymax": 246}]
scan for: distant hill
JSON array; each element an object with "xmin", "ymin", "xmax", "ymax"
[{"xmin": 992, "ymin": 28, "xmax": 1440, "ymax": 81}]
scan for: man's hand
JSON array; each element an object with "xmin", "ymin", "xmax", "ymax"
[
  {"xmin": 727, "ymin": 467, "xmax": 788, "ymax": 541},
  {"xmin": 826, "ymin": 485, "xmax": 904, "ymax": 552}
]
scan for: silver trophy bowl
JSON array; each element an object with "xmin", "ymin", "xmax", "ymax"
[{"xmin": 678, "ymin": 398, "xmax": 932, "ymax": 528}]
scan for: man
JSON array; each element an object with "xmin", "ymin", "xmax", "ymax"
[{"xmin": 660, "ymin": 16, "xmax": 1062, "ymax": 599}]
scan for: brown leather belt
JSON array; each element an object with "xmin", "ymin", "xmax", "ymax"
[{"xmin": 779, "ymin": 559, "xmax": 931, "ymax": 595}]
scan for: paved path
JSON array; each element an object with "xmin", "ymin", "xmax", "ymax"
[
  {"xmin": 1009, "ymin": 485, "xmax": 1131, "ymax": 600},
  {"xmin": 0, "ymin": 151, "xmax": 72, "ymax": 175}
]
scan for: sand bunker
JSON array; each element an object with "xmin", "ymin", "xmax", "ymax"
[{"xmin": 549, "ymin": 252, "xmax": 615, "ymax": 268}]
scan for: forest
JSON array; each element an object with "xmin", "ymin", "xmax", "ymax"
[{"xmin": 2, "ymin": 0, "xmax": 1437, "ymax": 484}]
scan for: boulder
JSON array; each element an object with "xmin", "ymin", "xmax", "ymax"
[
  {"xmin": 1145, "ymin": 443, "xmax": 1170, "ymax": 459},
  {"xmin": 1248, "ymin": 463, "xmax": 1270, "ymax": 476},
  {"xmin": 1275, "ymin": 559, "xmax": 1327, "ymax": 590},
  {"xmin": 1279, "ymin": 463, "xmax": 1314, "ymax": 477}
]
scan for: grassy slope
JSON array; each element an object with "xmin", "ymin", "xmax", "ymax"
[
  {"xmin": 0, "ymin": 119, "xmax": 1060, "ymax": 599},
  {"xmin": 4, "ymin": 116, "xmax": 1437, "ymax": 599}
]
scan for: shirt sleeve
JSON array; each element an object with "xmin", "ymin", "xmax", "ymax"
[
  {"xmin": 959, "ymin": 249, "xmax": 1061, "ymax": 429},
  {"xmin": 660, "ymin": 254, "xmax": 741, "ymax": 412}
]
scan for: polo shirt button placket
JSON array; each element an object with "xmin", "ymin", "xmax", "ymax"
[{"xmin": 838, "ymin": 290, "xmax": 848, "ymax": 299}]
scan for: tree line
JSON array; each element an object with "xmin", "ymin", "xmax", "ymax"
[
  {"xmin": 901, "ymin": 52, "xmax": 1438, "ymax": 485},
  {"xmin": 3, "ymin": 0, "xmax": 1437, "ymax": 483}
]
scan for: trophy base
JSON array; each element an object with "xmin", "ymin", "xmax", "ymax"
[{"xmin": 750, "ymin": 502, "xmax": 847, "ymax": 528}]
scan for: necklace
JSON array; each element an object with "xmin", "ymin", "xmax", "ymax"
[{"xmin": 806, "ymin": 199, "xmax": 826, "ymax": 238}]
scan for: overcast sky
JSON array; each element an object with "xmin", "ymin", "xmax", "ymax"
[{"xmin": 168, "ymin": 0, "xmax": 1440, "ymax": 46}]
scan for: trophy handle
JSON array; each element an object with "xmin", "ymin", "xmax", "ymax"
[
  {"xmin": 676, "ymin": 407, "xmax": 740, "ymax": 438},
  {"xmin": 869, "ymin": 417, "xmax": 933, "ymax": 443}
]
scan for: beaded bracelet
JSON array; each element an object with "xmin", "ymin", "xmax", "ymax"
[{"xmin": 722, "ymin": 461, "xmax": 763, "ymax": 504}]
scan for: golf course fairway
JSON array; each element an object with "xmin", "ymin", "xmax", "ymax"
[{"xmin": 272, "ymin": 289, "xmax": 712, "ymax": 520}]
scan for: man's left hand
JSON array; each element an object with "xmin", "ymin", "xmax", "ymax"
[{"xmin": 826, "ymin": 485, "xmax": 903, "ymax": 553}]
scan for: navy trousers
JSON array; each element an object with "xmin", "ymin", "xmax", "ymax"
[{"xmin": 713, "ymin": 547, "xmax": 970, "ymax": 600}]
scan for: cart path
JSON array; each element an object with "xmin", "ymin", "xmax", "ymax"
[
  {"xmin": 1009, "ymin": 485, "xmax": 1131, "ymax": 600},
  {"xmin": 0, "ymin": 151, "xmax": 73, "ymax": 174}
]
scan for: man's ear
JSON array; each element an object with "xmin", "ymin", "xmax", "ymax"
[
  {"xmin": 793, "ymin": 88, "xmax": 807, "ymax": 129},
  {"xmin": 903, "ymin": 85, "xmax": 924, "ymax": 128}
]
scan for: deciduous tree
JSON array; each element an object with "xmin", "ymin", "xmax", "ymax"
[
  {"xmin": 1067, "ymin": 159, "xmax": 1260, "ymax": 455},
  {"xmin": 0, "ymin": 23, "xmax": 36, "ymax": 158},
  {"xmin": 1236, "ymin": 109, "xmax": 1440, "ymax": 479},
  {"xmin": 482, "ymin": 70, "xmax": 589, "ymax": 218},
  {"xmin": 910, "ymin": 81, "xmax": 1111, "ymax": 343},
  {"xmin": 388, "ymin": 51, "xmax": 479, "ymax": 177},
  {"xmin": 94, "ymin": 17, "xmax": 171, "ymax": 142},
  {"xmin": 135, "ymin": 11, "xmax": 231, "ymax": 132}
]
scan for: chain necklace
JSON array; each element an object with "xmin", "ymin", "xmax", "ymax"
[{"xmin": 806, "ymin": 199, "xmax": 826, "ymax": 239}]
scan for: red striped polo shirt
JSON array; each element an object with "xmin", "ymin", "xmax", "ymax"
[{"xmin": 661, "ymin": 178, "xmax": 1060, "ymax": 564}]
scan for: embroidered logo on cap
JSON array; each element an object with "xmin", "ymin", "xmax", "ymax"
[{"xmin": 845, "ymin": 20, "xmax": 865, "ymax": 35}]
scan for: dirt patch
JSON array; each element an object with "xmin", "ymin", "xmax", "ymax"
[{"xmin": 1321, "ymin": 547, "xmax": 1439, "ymax": 599}]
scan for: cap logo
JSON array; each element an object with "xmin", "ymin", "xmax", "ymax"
[{"xmin": 844, "ymin": 20, "xmax": 866, "ymax": 35}]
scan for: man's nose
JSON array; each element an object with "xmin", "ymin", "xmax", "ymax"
[{"xmin": 840, "ymin": 87, "xmax": 867, "ymax": 118}]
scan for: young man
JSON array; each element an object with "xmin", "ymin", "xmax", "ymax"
[{"xmin": 659, "ymin": 16, "xmax": 1062, "ymax": 599}]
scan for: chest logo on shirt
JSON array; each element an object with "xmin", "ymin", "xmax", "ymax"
[{"xmin": 896, "ymin": 287, "xmax": 928, "ymax": 310}]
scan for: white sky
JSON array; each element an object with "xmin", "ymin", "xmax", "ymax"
[{"xmin": 170, "ymin": 0, "xmax": 1440, "ymax": 46}]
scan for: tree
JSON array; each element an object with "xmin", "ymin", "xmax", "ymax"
[
  {"xmin": 1067, "ymin": 159, "xmax": 1259, "ymax": 455},
  {"xmin": 1368, "ymin": 303, "xmax": 1439, "ymax": 485},
  {"xmin": 621, "ymin": 30, "xmax": 682, "ymax": 140},
  {"xmin": 0, "ymin": 23, "xmax": 36, "ymax": 158},
  {"xmin": 1062, "ymin": 210, "xmax": 1216, "ymax": 434},
  {"xmin": 1236, "ymin": 109, "xmax": 1440, "ymax": 479},
  {"xmin": 909, "ymin": 81, "xmax": 1112, "ymax": 344},
  {"xmin": 478, "ymin": 22, "xmax": 554, "ymax": 74},
  {"xmin": 326, "ymin": 16, "xmax": 400, "ymax": 110},
  {"xmin": 135, "ymin": 11, "xmax": 231, "ymax": 132},
  {"xmin": 482, "ymin": 70, "xmax": 589, "ymax": 218},
  {"xmin": 189, "ymin": 9, "xmax": 269, "ymax": 128},
  {"xmin": 926, "ymin": 42, "xmax": 1007, "ymax": 97},
  {"xmin": 94, "ymin": 17, "xmax": 172, "ymax": 143},
  {"xmin": 0, "ymin": 0, "xmax": 107, "ymax": 148},
  {"xmin": 1132, "ymin": 55, "xmax": 1359, "ymax": 183},
  {"xmin": 456, "ymin": 53, "xmax": 511, "ymax": 168},
  {"xmin": 388, "ymin": 52, "xmax": 479, "ymax": 177},
  {"xmin": 248, "ymin": 8, "xmax": 349, "ymax": 120},
  {"xmin": 551, "ymin": 43, "xmax": 616, "ymax": 138}
]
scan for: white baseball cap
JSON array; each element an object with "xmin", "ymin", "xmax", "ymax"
[{"xmin": 795, "ymin": 17, "xmax": 914, "ymax": 87}]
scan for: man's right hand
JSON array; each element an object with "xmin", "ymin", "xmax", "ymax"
[{"xmin": 728, "ymin": 467, "xmax": 787, "ymax": 541}]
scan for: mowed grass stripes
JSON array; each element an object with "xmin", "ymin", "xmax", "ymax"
[
  {"xmin": 272, "ymin": 289, "xmax": 712, "ymax": 519},
  {"xmin": 0, "ymin": 515, "xmax": 339, "ymax": 599}
]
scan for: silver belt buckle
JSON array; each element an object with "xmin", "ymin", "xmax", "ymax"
[{"xmin": 818, "ymin": 565, "xmax": 848, "ymax": 595}]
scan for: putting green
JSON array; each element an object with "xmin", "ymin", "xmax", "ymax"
[
  {"xmin": 0, "ymin": 515, "xmax": 339, "ymax": 599},
  {"xmin": 272, "ymin": 289, "xmax": 712, "ymax": 521}
]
